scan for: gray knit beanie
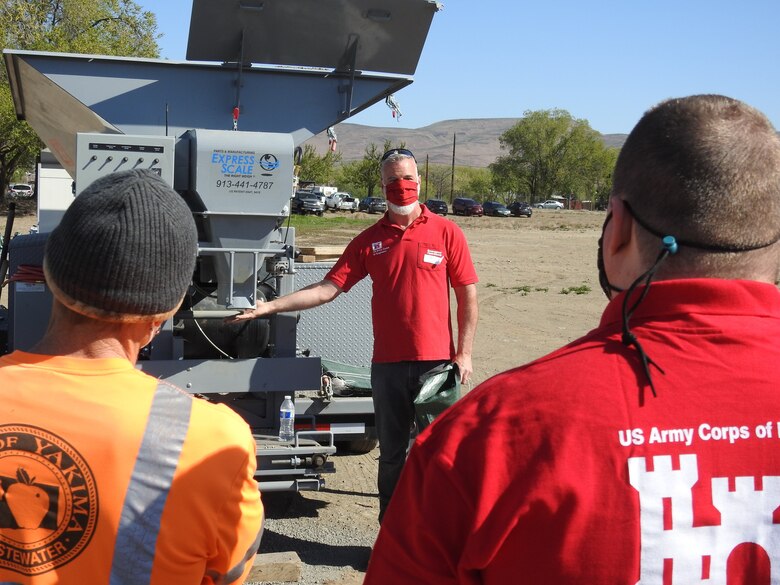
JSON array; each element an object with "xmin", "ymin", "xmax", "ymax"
[{"xmin": 44, "ymin": 169, "xmax": 198, "ymax": 322}]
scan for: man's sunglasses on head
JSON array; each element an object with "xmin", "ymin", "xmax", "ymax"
[{"xmin": 381, "ymin": 148, "xmax": 416, "ymax": 162}]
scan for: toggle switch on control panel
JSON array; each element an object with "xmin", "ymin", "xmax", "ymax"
[{"xmin": 75, "ymin": 133, "xmax": 175, "ymax": 194}]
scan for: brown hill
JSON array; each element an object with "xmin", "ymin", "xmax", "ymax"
[{"xmin": 304, "ymin": 119, "xmax": 628, "ymax": 168}]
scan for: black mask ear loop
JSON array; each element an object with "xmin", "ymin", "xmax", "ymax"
[
  {"xmin": 621, "ymin": 236, "xmax": 678, "ymax": 403},
  {"xmin": 597, "ymin": 212, "xmax": 625, "ymax": 298}
]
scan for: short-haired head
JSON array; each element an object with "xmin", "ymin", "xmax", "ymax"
[
  {"xmin": 44, "ymin": 169, "xmax": 198, "ymax": 323},
  {"xmin": 380, "ymin": 148, "xmax": 417, "ymax": 172},
  {"xmin": 612, "ymin": 94, "xmax": 780, "ymax": 277}
]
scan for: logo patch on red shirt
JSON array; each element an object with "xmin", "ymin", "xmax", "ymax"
[{"xmin": 371, "ymin": 241, "xmax": 388, "ymax": 256}]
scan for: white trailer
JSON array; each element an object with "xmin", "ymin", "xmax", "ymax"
[{"xmin": 35, "ymin": 150, "xmax": 74, "ymax": 233}]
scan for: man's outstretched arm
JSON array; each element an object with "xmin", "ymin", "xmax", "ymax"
[{"xmin": 225, "ymin": 279, "xmax": 342, "ymax": 323}]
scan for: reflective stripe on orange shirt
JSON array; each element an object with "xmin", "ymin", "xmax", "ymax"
[{"xmin": 109, "ymin": 383, "xmax": 193, "ymax": 585}]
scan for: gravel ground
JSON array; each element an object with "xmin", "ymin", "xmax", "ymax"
[{"xmin": 252, "ymin": 448, "xmax": 381, "ymax": 585}]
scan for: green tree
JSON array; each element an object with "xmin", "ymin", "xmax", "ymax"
[
  {"xmin": 297, "ymin": 144, "xmax": 342, "ymax": 185},
  {"xmin": 1, "ymin": 0, "xmax": 158, "ymax": 55},
  {"xmin": 0, "ymin": 87, "xmax": 39, "ymax": 195},
  {"xmin": 337, "ymin": 144, "xmax": 382, "ymax": 197},
  {"xmin": 490, "ymin": 109, "xmax": 615, "ymax": 203},
  {"xmin": 421, "ymin": 164, "xmax": 452, "ymax": 201},
  {"xmin": 588, "ymin": 146, "xmax": 619, "ymax": 209},
  {"xmin": 0, "ymin": 0, "xmax": 160, "ymax": 201},
  {"xmin": 457, "ymin": 167, "xmax": 494, "ymax": 201}
]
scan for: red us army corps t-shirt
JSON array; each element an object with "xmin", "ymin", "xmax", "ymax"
[{"xmin": 365, "ymin": 279, "xmax": 780, "ymax": 584}]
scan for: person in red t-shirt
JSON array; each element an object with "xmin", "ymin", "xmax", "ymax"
[
  {"xmin": 228, "ymin": 148, "xmax": 478, "ymax": 521},
  {"xmin": 364, "ymin": 95, "xmax": 780, "ymax": 584}
]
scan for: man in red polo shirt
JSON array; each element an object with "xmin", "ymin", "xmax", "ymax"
[{"xmin": 229, "ymin": 148, "xmax": 478, "ymax": 521}]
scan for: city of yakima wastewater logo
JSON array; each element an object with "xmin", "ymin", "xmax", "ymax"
[{"xmin": 0, "ymin": 425, "xmax": 98, "ymax": 575}]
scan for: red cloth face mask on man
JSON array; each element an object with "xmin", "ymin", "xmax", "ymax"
[{"xmin": 384, "ymin": 179, "xmax": 419, "ymax": 207}]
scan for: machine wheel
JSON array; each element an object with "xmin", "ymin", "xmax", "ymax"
[
  {"xmin": 317, "ymin": 211, "xmax": 323, "ymax": 217},
  {"xmin": 337, "ymin": 436, "xmax": 378, "ymax": 454}
]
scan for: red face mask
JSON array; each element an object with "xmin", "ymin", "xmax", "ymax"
[{"xmin": 384, "ymin": 179, "xmax": 419, "ymax": 206}]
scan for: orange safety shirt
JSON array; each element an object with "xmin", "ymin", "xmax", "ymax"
[{"xmin": 0, "ymin": 351, "xmax": 264, "ymax": 584}]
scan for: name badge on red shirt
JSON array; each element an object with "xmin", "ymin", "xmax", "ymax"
[{"xmin": 423, "ymin": 249, "xmax": 444, "ymax": 265}]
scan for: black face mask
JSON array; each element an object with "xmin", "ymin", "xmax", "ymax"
[{"xmin": 597, "ymin": 212, "xmax": 624, "ymax": 299}]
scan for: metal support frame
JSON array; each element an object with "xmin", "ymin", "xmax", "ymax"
[
  {"xmin": 232, "ymin": 29, "xmax": 246, "ymax": 127},
  {"xmin": 198, "ymin": 245, "xmax": 290, "ymax": 306},
  {"xmin": 337, "ymin": 35, "xmax": 359, "ymax": 116},
  {"xmin": 254, "ymin": 432, "xmax": 336, "ymax": 492}
]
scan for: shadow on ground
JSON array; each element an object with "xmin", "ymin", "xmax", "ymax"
[
  {"xmin": 320, "ymin": 487, "xmax": 377, "ymax": 499},
  {"xmin": 262, "ymin": 492, "xmax": 326, "ymax": 519},
  {"xmin": 261, "ymin": 529, "xmax": 372, "ymax": 571}
]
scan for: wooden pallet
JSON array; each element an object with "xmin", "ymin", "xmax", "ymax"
[{"xmin": 296, "ymin": 245, "xmax": 345, "ymax": 263}]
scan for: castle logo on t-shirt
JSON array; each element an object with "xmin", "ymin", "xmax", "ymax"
[{"xmin": 628, "ymin": 453, "xmax": 779, "ymax": 581}]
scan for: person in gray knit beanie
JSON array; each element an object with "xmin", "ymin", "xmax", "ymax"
[
  {"xmin": 0, "ymin": 169, "xmax": 264, "ymax": 583},
  {"xmin": 44, "ymin": 169, "xmax": 197, "ymax": 322}
]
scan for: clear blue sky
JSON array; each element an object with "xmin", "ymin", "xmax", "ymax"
[{"xmin": 137, "ymin": 0, "xmax": 780, "ymax": 134}]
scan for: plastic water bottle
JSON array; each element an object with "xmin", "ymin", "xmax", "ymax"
[{"xmin": 279, "ymin": 395, "xmax": 295, "ymax": 442}]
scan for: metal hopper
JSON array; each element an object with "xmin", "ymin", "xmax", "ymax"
[{"xmin": 5, "ymin": 0, "xmax": 440, "ymax": 309}]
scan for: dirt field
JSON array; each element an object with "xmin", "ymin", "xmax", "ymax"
[{"xmin": 450, "ymin": 210, "xmax": 607, "ymax": 386}]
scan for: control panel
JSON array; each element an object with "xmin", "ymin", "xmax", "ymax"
[{"xmin": 75, "ymin": 133, "xmax": 175, "ymax": 194}]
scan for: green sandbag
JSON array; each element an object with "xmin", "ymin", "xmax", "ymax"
[
  {"xmin": 414, "ymin": 363, "xmax": 461, "ymax": 432},
  {"xmin": 321, "ymin": 358, "xmax": 372, "ymax": 391}
]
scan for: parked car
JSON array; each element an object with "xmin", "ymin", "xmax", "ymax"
[
  {"xmin": 424, "ymin": 199, "xmax": 448, "ymax": 216},
  {"xmin": 452, "ymin": 197, "xmax": 484, "ymax": 216},
  {"xmin": 507, "ymin": 201, "xmax": 533, "ymax": 217},
  {"xmin": 325, "ymin": 192, "xmax": 359, "ymax": 212},
  {"xmin": 292, "ymin": 191, "xmax": 325, "ymax": 215},
  {"xmin": 482, "ymin": 201, "xmax": 511, "ymax": 217},
  {"xmin": 534, "ymin": 199, "xmax": 564, "ymax": 209},
  {"xmin": 7, "ymin": 183, "xmax": 34, "ymax": 198},
  {"xmin": 358, "ymin": 196, "xmax": 387, "ymax": 214}
]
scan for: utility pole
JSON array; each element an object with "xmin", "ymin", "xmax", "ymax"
[
  {"xmin": 425, "ymin": 154, "xmax": 429, "ymax": 200},
  {"xmin": 450, "ymin": 132, "xmax": 456, "ymax": 202}
]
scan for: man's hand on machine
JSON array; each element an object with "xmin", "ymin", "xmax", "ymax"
[{"xmin": 223, "ymin": 300, "xmax": 269, "ymax": 323}]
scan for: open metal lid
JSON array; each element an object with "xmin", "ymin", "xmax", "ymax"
[
  {"xmin": 4, "ymin": 51, "xmax": 411, "ymax": 177},
  {"xmin": 186, "ymin": 0, "xmax": 441, "ymax": 75},
  {"xmin": 4, "ymin": 0, "xmax": 440, "ymax": 175}
]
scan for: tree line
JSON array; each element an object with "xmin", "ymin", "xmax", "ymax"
[
  {"xmin": 0, "ymin": 2, "xmax": 618, "ymax": 209},
  {"xmin": 0, "ymin": 0, "xmax": 159, "ymax": 201},
  {"xmin": 299, "ymin": 109, "xmax": 618, "ymax": 209}
]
